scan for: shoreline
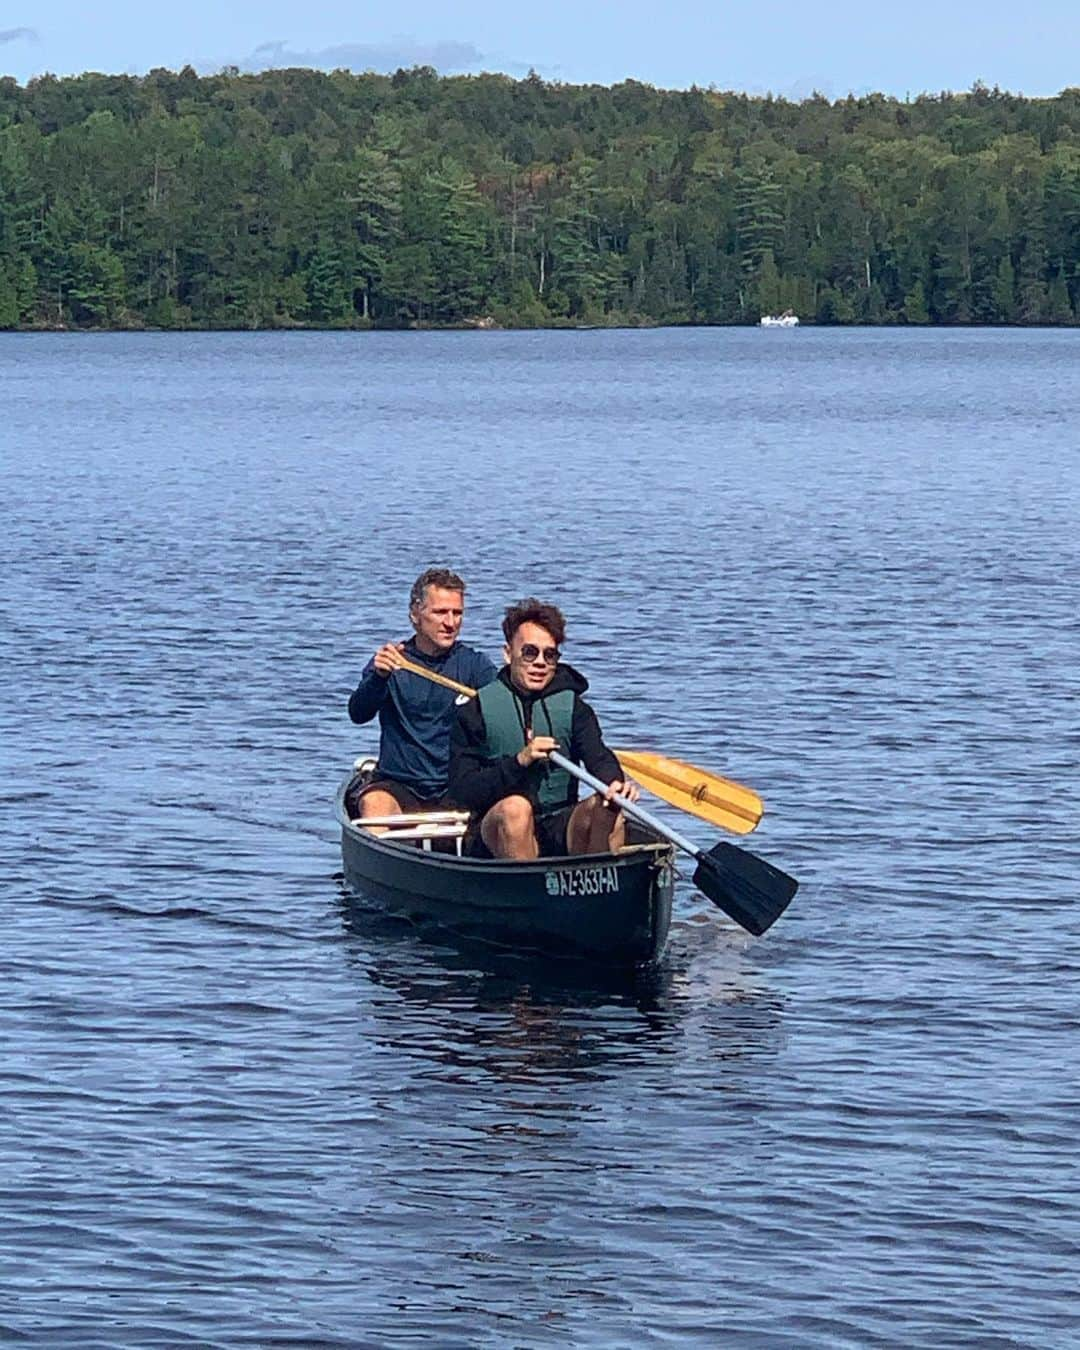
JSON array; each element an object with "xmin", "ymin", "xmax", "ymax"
[{"xmin": 4, "ymin": 318, "xmax": 1078, "ymax": 335}]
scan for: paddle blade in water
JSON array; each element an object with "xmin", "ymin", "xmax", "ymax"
[
  {"xmin": 691, "ymin": 841, "xmax": 799, "ymax": 936},
  {"xmin": 613, "ymin": 749, "xmax": 764, "ymax": 835}
]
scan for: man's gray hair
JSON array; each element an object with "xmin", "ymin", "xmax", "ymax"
[{"xmin": 409, "ymin": 567, "xmax": 467, "ymax": 609}]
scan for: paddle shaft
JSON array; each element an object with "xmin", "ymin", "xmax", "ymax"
[
  {"xmin": 395, "ymin": 654, "xmax": 477, "ymax": 698},
  {"xmin": 549, "ymin": 751, "xmax": 702, "ymax": 859}
]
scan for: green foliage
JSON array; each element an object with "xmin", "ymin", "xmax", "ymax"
[
  {"xmin": 304, "ymin": 244, "xmax": 353, "ymax": 323},
  {"xmin": 0, "ymin": 275, "xmax": 18, "ymax": 328},
  {"xmin": 145, "ymin": 295, "xmax": 191, "ymax": 328},
  {"xmin": 903, "ymin": 280, "xmax": 931, "ymax": 324},
  {"xmin": 755, "ymin": 250, "xmax": 782, "ymax": 316},
  {"xmin": 1047, "ymin": 265, "xmax": 1074, "ymax": 322},
  {"xmin": 991, "ymin": 256, "xmax": 1017, "ymax": 322},
  {"xmin": 0, "ymin": 69, "xmax": 1078, "ymax": 328},
  {"xmin": 0, "ymin": 256, "xmax": 36, "ymax": 325},
  {"xmin": 494, "ymin": 278, "xmax": 549, "ymax": 327},
  {"xmin": 67, "ymin": 243, "xmax": 126, "ymax": 324},
  {"xmin": 816, "ymin": 286, "xmax": 856, "ymax": 324}
]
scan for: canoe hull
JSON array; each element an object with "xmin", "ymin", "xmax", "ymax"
[{"xmin": 337, "ymin": 780, "xmax": 674, "ymax": 965}]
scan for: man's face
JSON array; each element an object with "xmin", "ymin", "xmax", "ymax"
[
  {"xmin": 506, "ymin": 621, "xmax": 560, "ymax": 695},
  {"xmin": 411, "ymin": 587, "xmax": 464, "ymax": 655}
]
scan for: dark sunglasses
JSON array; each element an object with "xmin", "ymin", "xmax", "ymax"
[{"xmin": 519, "ymin": 643, "xmax": 560, "ymax": 666}]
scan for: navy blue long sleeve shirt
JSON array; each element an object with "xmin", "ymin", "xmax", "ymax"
[{"xmin": 348, "ymin": 639, "xmax": 497, "ymax": 799}]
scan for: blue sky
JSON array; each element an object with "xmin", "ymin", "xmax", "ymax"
[{"xmin": 2, "ymin": 0, "xmax": 1078, "ymax": 98}]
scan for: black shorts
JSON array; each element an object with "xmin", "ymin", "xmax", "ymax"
[
  {"xmin": 466, "ymin": 802, "xmax": 576, "ymax": 859},
  {"xmin": 355, "ymin": 779, "xmax": 452, "ymax": 814},
  {"xmin": 535, "ymin": 804, "xmax": 576, "ymax": 858}
]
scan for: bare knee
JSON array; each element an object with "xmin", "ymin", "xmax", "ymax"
[
  {"xmin": 568, "ymin": 794, "xmax": 623, "ymax": 855},
  {"xmin": 482, "ymin": 795, "xmax": 537, "ymax": 858},
  {"xmin": 360, "ymin": 789, "xmax": 402, "ymax": 818},
  {"xmin": 482, "ymin": 795, "xmax": 533, "ymax": 832},
  {"xmin": 576, "ymin": 797, "xmax": 604, "ymax": 827}
]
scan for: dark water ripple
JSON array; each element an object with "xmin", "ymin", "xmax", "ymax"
[{"xmin": 2, "ymin": 329, "xmax": 1078, "ymax": 1346}]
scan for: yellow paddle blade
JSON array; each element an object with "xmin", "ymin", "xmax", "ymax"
[{"xmin": 612, "ymin": 749, "xmax": 764, "ymax": 835}]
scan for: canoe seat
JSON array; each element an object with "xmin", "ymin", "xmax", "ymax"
[
  {"xmin": 354, "ymin": 811, "xmax": 470, "ymax": 827},
  {"xmin": 352, "ymin": 815, "xmax": 470, "ymax": 856}
]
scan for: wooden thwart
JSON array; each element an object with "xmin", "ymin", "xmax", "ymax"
[
  {"xmin": 351, "ymin": 813, "xmax": 469, "ymax": 855},
  {"xmin": 353, "ymin": 811, "xmax": 470, "ymax": 827}
]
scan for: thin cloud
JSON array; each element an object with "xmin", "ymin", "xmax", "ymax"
[
  {"xmin": 222, "ymin": 38, "xmax": 489, "ymax": 75},
  {"xmin": 0, "ymin": 27, "xmax": 37, "ymax": 45}
]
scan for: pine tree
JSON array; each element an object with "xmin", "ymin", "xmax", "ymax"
[
  {"xmin": 1047, "ymin": 265, "xmax": 1074, "ymax": 323},
  {"xmin": 991, "ymin": 256, "xmax": 1016, "ymax": 322},
  {"xmin": 903, "ymin": 280, "xmax": 930, "ymax": 324}
]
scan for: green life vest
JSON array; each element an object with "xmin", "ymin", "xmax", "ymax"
[{"xmin": 477, "ymin": 680, "xmax": 576, "ymax": 810}]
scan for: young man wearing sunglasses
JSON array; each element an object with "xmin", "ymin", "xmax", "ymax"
[
  {"xmin": 348, "ymin": 567, "xmax": 497, "ymax": 818},
  {"xmin": 448, "ymin": 597, "xmax": 639, "ymax": 859}
]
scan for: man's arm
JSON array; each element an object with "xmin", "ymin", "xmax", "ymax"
[
  {"xmin": 571, "ymin": 698, "xmax": 622, "ymax": 784},
  {"xmin": 348, "ymin": 660, "xmax": 389, "ymax": 725},
  {"xmin": 448, "ymin": 699, "xmax": 531, "ymax": 814},
  {"xmin": 349, "ymin": 641, "xmax": 411, "ymax": 724}
]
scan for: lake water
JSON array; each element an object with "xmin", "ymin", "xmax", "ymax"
[{"xmin": 2, "ymin": 328, "xmax": 1078, "ymax": 1346}]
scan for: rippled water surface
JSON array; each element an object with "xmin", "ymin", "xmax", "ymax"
[{"xmin": 3, "ymin": 329, "xmax": 1078, "ymax": 1346}]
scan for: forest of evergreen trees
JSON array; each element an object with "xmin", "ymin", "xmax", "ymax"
[{"xmin": 1, "ymin": 66, "xmax": 1079, "ymax": 329}]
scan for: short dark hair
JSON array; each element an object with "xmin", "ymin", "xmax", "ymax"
[
  {"xmin": 409, "ymin": 567, "xmax": 466, "ymax": 609},
  {"xmin": 502, "ymin": 598, "xmax": 566, "ymax": 646}
]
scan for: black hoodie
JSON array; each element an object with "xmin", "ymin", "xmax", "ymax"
[{"xmin": 448, "ymin": 663, "xmax": 622, "ymax": 817}]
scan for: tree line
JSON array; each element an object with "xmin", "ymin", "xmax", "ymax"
[{"xmin": 1, "ymin": 66, "xmax": 1079, "ymax": 329}]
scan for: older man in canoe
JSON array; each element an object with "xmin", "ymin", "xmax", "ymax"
[
  {"xmin": 348, "ymin": 567, "xmax": 497, "ymax": 817},
  {"xmin": 448, "ymin": 598, "xmax": 639, "ymax": 859}
]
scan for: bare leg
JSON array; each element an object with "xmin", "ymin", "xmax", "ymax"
[
  {"xmin": 567, "ymin": 795, "xmax": 626, "ymax": 855},
  {"xmin": 359, "ymin": 788, "xmax": 407, "ymax": 834},
  {"xmin": 605, "ymin": 805, "xmax": 627, "ymax": 854},
  {"xmin": 481, "ymin": 795, "xmax": 538, "ymax": 859}
]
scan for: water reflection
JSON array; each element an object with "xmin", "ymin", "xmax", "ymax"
[{"xmin": 334, "ymin": 881, "xmax": 786, "ymax": 1088}]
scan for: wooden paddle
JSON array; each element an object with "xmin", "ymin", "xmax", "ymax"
[
  {"xmin": 549, "ymin": 752, "xmax": 798, "ymax": 936},
  {"xmin": 611, "ymin": 749, "xmax": 763, "ymax": 835},
  {"xmin": 394, "ymin": 654, "xmax": 478, "ymax": 696}
]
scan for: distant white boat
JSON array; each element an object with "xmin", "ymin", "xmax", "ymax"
[{"xmin": 759, "ymin": 312, "xmax": 800, "ymax": 328}]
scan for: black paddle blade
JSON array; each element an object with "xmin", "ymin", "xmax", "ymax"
[{"xmin": 692, "ymin": 841, "xmax": 799, "ymax": 936}]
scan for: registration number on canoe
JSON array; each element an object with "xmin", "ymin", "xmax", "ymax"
[{"xmin": 545, "ymin": 865, "xmax": 620, "ymax": 898}]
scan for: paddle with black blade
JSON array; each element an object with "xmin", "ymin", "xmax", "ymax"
[
  {"xmin": 390, "ymin": 654, "xmax": 798, "ymax": 933},
  {"xmin": 549, "ymin": 751, "xmax": 798, "ymax": 936}
]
